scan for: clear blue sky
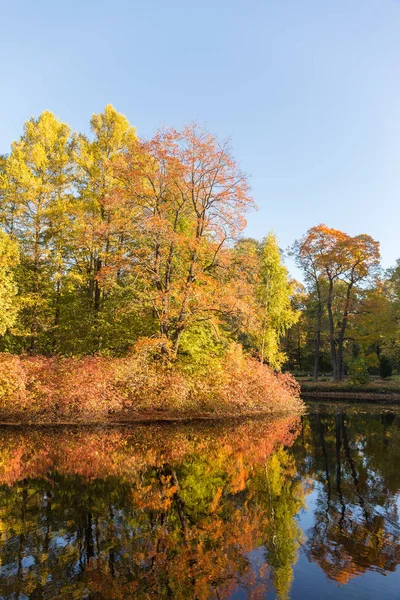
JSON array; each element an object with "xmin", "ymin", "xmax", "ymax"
[{"xmin": 2, "ymin": 0, "xmax": 399, "ymax": 277}]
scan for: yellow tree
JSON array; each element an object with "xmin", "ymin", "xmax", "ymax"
[
  {"xmin": 1, "ymin": 111, "xmax": 76, "ymax": 352},
  {"xmin": 74, "ymin": 105, "xmax": 137, "ymax": 352},
  {"xmin": 0, "ymin": 230, "xmax": 19, "ymax": 337}
]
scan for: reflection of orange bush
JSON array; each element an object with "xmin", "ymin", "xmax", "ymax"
[
  {"xmin": 0, "ymin": 347, "xmax": 302, "ymax": 422},
  {"xmin": 0, "ymin": 417, "xmax": 301, "ymax": 486}
]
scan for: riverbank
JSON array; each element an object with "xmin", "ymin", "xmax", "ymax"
[
  {"xmin": 0, "ymin": 352, "xmax": 303, "ymax": 423},
  {"xmin": 0, "ymin": 408, "xmax": 306, "ymax": 427},
  {"xmin": 300, "ymin": 379, "xmax": 400, "ymax": 403}
]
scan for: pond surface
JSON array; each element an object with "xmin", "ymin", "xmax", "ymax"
[{"xmin": 1, "ymin": 404, "xmax": 400, "ymax": 599}]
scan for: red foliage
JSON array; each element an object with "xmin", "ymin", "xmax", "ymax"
[{"xmin": 0, "ymin": 348, "xmax": 303, "ymax": 422}]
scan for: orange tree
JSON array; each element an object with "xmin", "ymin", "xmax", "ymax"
[
  {"xmin": 293, "ymin": 225, "xmax": 380, "ymax": 381},
  {"xmin": 114, "ymin": 124, "xmax": 255, "ymax": 355}
]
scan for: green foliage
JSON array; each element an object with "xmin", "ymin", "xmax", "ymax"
[
  {"xmin": 258, "ymin": 233, "xmax": 299, "ymax": 369},
  {"xmin": 178, "ymin": 321, "xmax": 227, "ymax": 375},
  {"xmin": 348, "ymin": 355, "xmax": 370, "ymax": 385}
]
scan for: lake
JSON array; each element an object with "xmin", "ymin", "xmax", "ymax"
[{"xmin": 1, "ymin": 403, "xmax": 400, "ymax": 599}]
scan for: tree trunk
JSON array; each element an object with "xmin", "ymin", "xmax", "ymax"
[
  {"xmin": 52, "ymin": 277, "xmax": 61, "ymax": 352},
  {"xmin": 337, "ymin": 280, "xmax": 353, "ymax": 381},
  {"xmin": 313, "ymin": 281, "xmax": 323, "ymax": 381},
  {"xmin": 327, "ymin": 278, "xmax": 338, "ymax": 380},
  {"xmin": 297, "ymin": 327, "xmax": 302, "ymax": 371},
  {"xmin": 93, "ymin": 256, "xmax": 102, "ymax": 352},
  {"xmin": 261, "ymin": 279, "xmax": 270, "ymax": 365}
]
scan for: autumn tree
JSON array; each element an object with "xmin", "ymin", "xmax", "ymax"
[
  {"xmin": 292, "ymin": 233, "xmax": 329, "ymax": 380},
  {"xmin": 225, "ymin": 235, "xmax": 298, "ymax": 370},
  {"xmin": 0, "ymin": 107, "xmax": 317, "ymax": 384},
  {"xmin": 335, "ymin": 234, "xmax": 380, "ymax": 379},
  {"xmin": 0, "ymin": 230, "xmax": 19, "ymax": 337},
  {"xmin": 346, "ymin": 283, "xmax": 391, "ymax": 373},
  {"xmin": 280, "ymin": 282, "xmax": 312, "ymax": 373},
  {"xmin": 73, "ymin": 105, "xmax": 138, "ymax": 353},
  {"xmin": 116, "ymin": 124, "xmax": 254, "ymax": 356},
  {"xmin": 257, "ymin": 233, "xmax": 298, "ymax": 368},
  {"xmin": 381, "ymin": 260, "xmax": 400, "ymax": 366},
  {"xmin": 0, "ymin": 111, "xmax": 76, "ymax": 352},
  {"xmin": 293, "ymin": 225, "xmax": 380, "ymax": 381}
]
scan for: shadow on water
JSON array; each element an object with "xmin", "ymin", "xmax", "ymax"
[{"xmin": 1, "ymin": 405, "xmax": 400, "ymax": 598}]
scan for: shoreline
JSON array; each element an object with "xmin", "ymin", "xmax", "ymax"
[
  {"xmin": 302, "ymin": 391, "xmax": 400, "ymax": 403},
  {"xmin": 0, "ymin": 408, "xmax": 305, "ymax": 427}
]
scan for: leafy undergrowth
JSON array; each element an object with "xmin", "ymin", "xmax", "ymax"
[{"xmin": 0, "ymin": 344, "xmax": 303, "ymax": 422}]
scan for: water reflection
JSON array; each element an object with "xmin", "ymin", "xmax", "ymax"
[
  {"xmin": 0, "ymin": 418, "xmax": 302, "ymax": 599},
  {"xmin": 1, "ymin": 408, "xmax": 400, "ymax": 599},
  {"xmin": 295, "ymin": 410, "xmax": 400, "ymax": 586}
]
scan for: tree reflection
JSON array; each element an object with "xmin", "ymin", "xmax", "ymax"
[
  {"xmin": 4, "ymin": 409, "xmax": 399, "ymax": 598},
  {"xmin": 295, "ymin": 409, "xmax": 400, "ymax": 585},
  {"xmin": 0, "ymin": 418, "xmax": 303, "ymax": 599}
]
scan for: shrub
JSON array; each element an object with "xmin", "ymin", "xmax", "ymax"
[
  {"xmin": 348, "ymin": 356, "xmax": 370, "ymax": 385},
  {"xmin": 0, "ymin": 353, "xmax": 27, "ymax": 412},
  {"xmin": 0, "ymin": 342, "xmax": 303, "ymax": 422},
  {"xmin": 187, "ymin": 343, "xmax": 302, "ymax": 414}
]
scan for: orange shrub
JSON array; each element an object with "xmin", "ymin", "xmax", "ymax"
[
  {"xmin": 0, "ymin": 343, "xmax": 303, "ymax": 422},
  {"xmin": 0, "ymin": 353, "xmax": 27, "ymax": 412},
  {"xmin": 188, "ymin": 343, "xmax": 302, "ymax": 413}
]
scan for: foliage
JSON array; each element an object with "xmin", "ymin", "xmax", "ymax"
[
  {"xmin": 0, "ymin": 348, "xmax": 302, "ymax": 421},
  {"xmin": 0, "ymin": 353, "xmax": 26, "ymax": 408},
  {"xmin": 0, "ymin": 230, "xmax": 19, "ymax": 335},
  {"xmin": 292, "ymin": 224, "xmax": 381, "ymax": 381},
  {"xmin": 1, "ymin": 111, "xmax": 76, "ymax": 352},
  {"xmin": 0, "ymin": 107, "xmax": 304, "ymax": 416},
  {"xmin": 257, "ymin": 233, "xmax": 299, "ymax": 368},
  {"xmin": 348, "ymin": 355, "xmax": 370, "ymax": 385}
]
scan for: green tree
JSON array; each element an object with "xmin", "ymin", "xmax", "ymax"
[{"xmin": 258, "ymin": 233, "xmax": 298, "ymax": 369}]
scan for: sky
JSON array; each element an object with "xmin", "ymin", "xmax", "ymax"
[{"xmin": 1, "ymin": 0, "xmax": 400, "ymax": 278}]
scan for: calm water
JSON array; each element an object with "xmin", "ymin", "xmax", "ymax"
[{"xmin": 1, "ymin": 404, "xmax": 400, "ymax": 599}]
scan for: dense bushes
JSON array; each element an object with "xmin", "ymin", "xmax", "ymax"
[{"xmin": 0, "ymin": 344, "xmax": 302, "ymax": 422}]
